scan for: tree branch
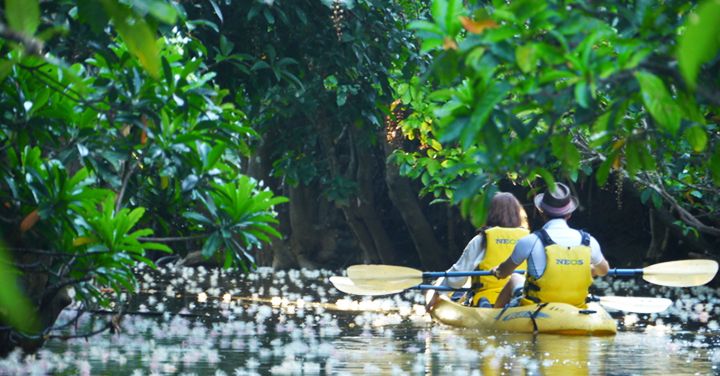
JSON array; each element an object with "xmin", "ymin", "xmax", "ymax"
[
  {"xmin": 137, "ymin": 234, "xmax": 209, "ymax": 242},
  {"xmin": 0, "ymin": 23, "xmax": 43, "ymax": 55},
  {"xmin": 115, "ymin": 160, "xmax": 137, "ymax": 212}
]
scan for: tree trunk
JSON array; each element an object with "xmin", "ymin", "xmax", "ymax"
[
  {"xmin": 645, "ymin": 209, "xmax": 668, "ymax": 263},
  {"xmin": 287, "ymin": 184, "xmax": 321, "ymax": 268},
  {"xmin": 313, "ymin": 120, "xmax": 399, "ymax": 265},
  {"xmin": 0, "ymin": 252, "xmax": 72, "ymax": 356},
  {"xmin": 382, "ymin": 136, "xmax": 448, "ymax": 269}
]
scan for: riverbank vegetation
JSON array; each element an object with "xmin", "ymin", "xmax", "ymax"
[{"xmin": 0, "ymin": 0, "xmax": 718, "ymax": 356}]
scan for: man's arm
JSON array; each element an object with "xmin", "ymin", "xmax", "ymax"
[
  {"xmin": 490, "ymin": 235, "xmax": 536, "ymax": 308},
  {"xmin": 494, "ymin": 257, "xmax": 520, "ymax": 279},
  {"xmin": 492, "ymin": 235, "xmax": 535, "ymax": 278},
  {"xmin": 592, "ymin": 259, "xmax": 609, "ymax": 277},
  {"xmin": 589, "ymin": 236, "xmax": 609, "ymax": 277}
]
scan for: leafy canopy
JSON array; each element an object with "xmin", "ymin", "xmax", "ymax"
[{"xmin": 395, "ymin": 0, "xmax": 720, "ymax": 233}]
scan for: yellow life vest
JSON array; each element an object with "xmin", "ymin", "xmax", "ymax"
[
  {"xmin": 521, "ymin": 229, "xmax": 592, "ymax": 308},
  {"xmin": 471, "ymin": 226, "xmax": 529, "ymax": 306}
]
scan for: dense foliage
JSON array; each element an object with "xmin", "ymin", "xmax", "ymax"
[
  {"xmin": 393, "ymin": 0, "xmax": 720, "ymax": 244},
  {"xmin": 177, "ymin": 0, "xmax": 449, "ymax": 268},
  {"xmin": 3, "ymin": 0, "xmax": 718, "ymax": 357},
  {"xmin": 0, "ymin": 0, "xmax": 285, "ymax": 351}
]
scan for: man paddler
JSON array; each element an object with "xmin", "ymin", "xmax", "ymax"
[{"xmin": 490, "ymin": 183, "xmax": 609, "ymax": 308}]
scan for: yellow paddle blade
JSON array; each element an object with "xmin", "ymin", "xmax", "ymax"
[
  {"xmin": 329, "ymin": 276, "xmax": 407, "ymax": 296},
  {"xmin": 346, "ymin": 264, "xmax": 424, "ymax": 287},
  {"xmin": 597, "ymin": 296, "xmax": 672, "ymax": 314},
  {"xmin": 642, "ymin": 259, "xmax": 718, "ymax": 287}
]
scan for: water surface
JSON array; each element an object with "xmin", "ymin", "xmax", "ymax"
[{"xmin": 1, "ymin": 266, "xmax": 718, "ymax": 375}]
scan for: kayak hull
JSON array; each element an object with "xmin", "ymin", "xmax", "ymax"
[{"xmin": 429, "ymin": 295, "xmax": 617, "ymax": 336}]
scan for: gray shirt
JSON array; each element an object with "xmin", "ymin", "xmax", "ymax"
[{"xmin": 510, "ymin": 218, "xmax": 605, "ymax": 279}]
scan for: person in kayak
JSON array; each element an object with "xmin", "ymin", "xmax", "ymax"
[
  {"xmin": 490, "ymin": 182, "xmax": 610, "ymax": 308},
  {"xmin": 426, "ymin": 192, "xmax": 530, "ymax": 311}
]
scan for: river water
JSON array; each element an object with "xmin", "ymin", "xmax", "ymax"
[{"xmin": 1, "ymin": 265, "xmax": 719, "ymax": 375}]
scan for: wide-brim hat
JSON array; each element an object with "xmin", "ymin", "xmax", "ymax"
[{"xmin": 533, "ymin": 182, "xmax": 578, "ymax": 217}]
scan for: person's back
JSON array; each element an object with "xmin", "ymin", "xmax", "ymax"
[
  {"xmin": 472, "ymin": 226, "xmax": 528, "ymax": 305},
  {"xmin": 491, "ymin": 183, "xmax": 610, "ymax": 308},
  {"xmin": 426, "ymin": 192, "xmax": 529, "ymax": 311},
  {"xmin": 518, "ymin": 223, "xmax": 595, "ymax": 308}
]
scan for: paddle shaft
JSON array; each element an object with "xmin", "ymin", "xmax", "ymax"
[
  {"xmin": 424, "ymin": 269, "xmax": 645, "ymax": 278},
  {"xmin": 416, "ymin": 285, "xmax": 471, "ymax": 292},
  {"xmin": 429, "ymin": 267, "xmax": 696, "ymax": 279},
  {"xmin": 422, "ymin": 270, "xmax": 525, "ymax": 278},
  {"xmin": 607, "ymin": 269, "xmax": 644, "ymax": 277}
]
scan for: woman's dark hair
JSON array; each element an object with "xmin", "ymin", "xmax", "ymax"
[{"xmin": 484, "ymin": 192, "xmax": 528, "ymax": 229}]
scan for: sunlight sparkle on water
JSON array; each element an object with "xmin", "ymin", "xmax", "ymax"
[{"xmin": 2, "ymin": 266, "xmax": 719, "ymax": 374}]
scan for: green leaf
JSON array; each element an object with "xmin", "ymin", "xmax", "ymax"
[
  {"xmin": 201, "ymin": 233, "xmax": 222, "ymax": 258},
  {"xmin": 595, "ymin": 153, "xmax": 615, "ymax": 187},
  {"xmin": 5, "ymin": 0, "xmax": 40, "ymax": 36},
  {"xmin": 637, "ymin": 142, "xmax": 656, "ymax": 171},
  {"xmin": 102, "ymin": 0, "xmax": 161, "ymax": 79},
  {"xmin": 710, "ymin": 145, "xmax": 720, "ymax": 185},
  {"xmin": 224, "ymin": 249, "xmax": 233, "ymax": 269},
  {"xmin": 0, "ymin": 246, "xmax": 39, "ymax": 332},
  {"xmin": 127, "ymin": 0, "xmax": 178, "ymax": 24},
  {"xmin": 141, "ymin": 242, "xmax": 172, "ymax": 253},
  {"xmin": 651, "ymin": 191, "xmax": 662, "ymax": 209},
  {"xmin": 574, "ymin": 81, "xmax": 589, "ymax": 109},
  {"xmin": 162, "ymin": 56, "xmax": 174, "ymax": 89},
  {"xmin": 458, "ymin": 83, "xmax": 509, "ymax": 149},
  {"xmin": 551, "ymin": 134, "xmax": 580, "ymax": 173},
  {"xmin": 535, "ymin": 168, "xmax": 556, "ymax": 192},
  {"xmin": 0, "ymin": 60, "xmax": 14, "ymax": 83},
  {"xmin": 677, "ymin": 0, "xmax": 720, "ymax": 89},
  {"xmin": 209, "ymin": 0, "xmax": 223, "ymax": 23},
  {"xmin": 445, "ymin": 0, "xmax": 464, "ymax": 36},
  {"xmin": 635, "ymin": 71, "xmax": 682, "ymax": 135},
  {"xmin": 469, "ymin": 185, "xmax": 497, "ymax": 228},
  {"xmin": 640, "ymin": 188, "xmax": 652, "ymax": 204},
  {"xmin": 78, "ymin": 0, "xmax": 110, "ymax": 34},
  {"xmin": 625, "ymin": 142, "xmax": 640, "ymax": 176},
  {"xmin": 408, "ymin": 20, "xmax": 444, "ymax": 36},
  {"xmin": 515, "ymin": 44, "xmax": 538, "ymax": 73},
  {"xmin": 684, "ymin": 125, "xmax": 708, "ymax": 153},
  {"xmin": 430, "ymin": 0, "xmax": 449, "ymax": 30},
  {"xmin": 204, "ymin": 143, "xmax": 226, "ymax": 171},
  {"xmin": 183, "ymin": 211, "xmax": 213, "ymax": 226}
]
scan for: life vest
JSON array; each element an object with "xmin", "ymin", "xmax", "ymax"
[
  {"xmin": 471, "ymin": 226, "xmax": 529, "ymax": 306},
  {"xmin": 520, "ymin": 229, "xmax": 592, "ymax": 308}
]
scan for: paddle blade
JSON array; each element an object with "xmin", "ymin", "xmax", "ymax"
[
  {"xmin": 329, "ymin": 276, "xmax": 406, "ymax": 296},
  {"xmin": 642, "ymin": 259, "xmax": 718, "ymax": 287},
  {"xmin": 346, "ymin": 264, "xmax": 424, "ymax": 288},
  {"xmin": 347, "ymin": 264, "xmax": 423, "ymax": 281},
  {"xmin": 598, "ymin": 296, "xmax": 673, "ymax": 314}
]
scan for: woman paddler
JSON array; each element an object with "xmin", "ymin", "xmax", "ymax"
[{"xmin": 426, "ymin": 192, "xmax": 530, "ymax": 310}]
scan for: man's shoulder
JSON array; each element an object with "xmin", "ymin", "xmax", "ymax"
[{"xmin": 516, "ymin": 232, "xmax": 542, "ymax": 248}]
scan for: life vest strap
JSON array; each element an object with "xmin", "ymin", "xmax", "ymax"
[
  {"xmin": 535, "ymin": 229, "xmax": 554, "ymax": 246},
  {"xmin": 580, "ymin": 229, "xmax": 590, "ymax": 246},
  {"xmin": 530, "ymin": 303, "xmax": 549, "ymax": 334}
]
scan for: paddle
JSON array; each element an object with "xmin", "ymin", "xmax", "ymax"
[
  {"xmin": 329, "ymin": 276, "xmax": 469, "ymax": 296},
  {"xmin": 587, "ymin": 296, "xmax": 673, "ymax": 314},
  {"xmin": 347, "ymin": 259, "xmax": 719, "ymax": 290},
  {"xmin": 607, "ymin": 259, "xmax": 718, "ymax": 287},
  {"xmin": 329, "ymin": 276, "xmax": 672, "ymax": 313},
  {"xmin": 345, "ymin": 264, "xmax": 525, "ymax": 292}
]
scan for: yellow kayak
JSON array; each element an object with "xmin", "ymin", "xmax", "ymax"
[{"xmin": 429, "ymin": 294, "xmax": 617, "ymax": 336}]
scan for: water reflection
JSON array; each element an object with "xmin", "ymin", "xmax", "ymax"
[{"xmin": 0, "ymin": 265, "xmax": 717, "ymax": 375}]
